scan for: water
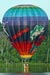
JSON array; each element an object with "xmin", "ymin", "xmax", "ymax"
[{"xmin": 0, "ymin": 73, "xmax": 50, "ymax": 75}]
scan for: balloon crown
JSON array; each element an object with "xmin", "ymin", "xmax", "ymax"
[{"xmin": 12, "ymin": 4, "xmax": 39, "ymax": 8}]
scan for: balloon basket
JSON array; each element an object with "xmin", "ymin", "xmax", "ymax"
[{"xmin": 24, "ymin": 63, "xmax": 29, "ymax": 73}]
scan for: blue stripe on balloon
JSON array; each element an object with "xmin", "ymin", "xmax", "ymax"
[
  {"xmin": 39, "ymin": 8, "xmax": 47, "ymax": 17},
  {"xmin": 4, "ymin": 8, "xmax": 47, "ymax": 17},
  {"xmin": 3, "ymin": 16, "xmax": 48, "ymax": 25},
  {"xmin": 3, "ymin": 16, "xmax": 48, "ymax": 20}
]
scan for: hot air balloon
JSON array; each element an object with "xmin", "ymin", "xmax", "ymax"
[{"xmin": 2, "ymin": 5, "xmax": 48, "ymax": 72}]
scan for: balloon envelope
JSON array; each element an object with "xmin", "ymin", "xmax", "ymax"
[{"xmin": 2, "ymin": 5, "xmax": 48, "ymax": 59}]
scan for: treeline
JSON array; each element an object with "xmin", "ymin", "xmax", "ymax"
[
  {"xmin": 48, "ymin": 20, "xmax": 50, "ymax": 36},
  {"xmin": 0, "ymin": 22, "xmax": 50, "ymax": 63},
  {"xmin": 0, "ymin": 22, "xmax": 3, "ymax": 31}
]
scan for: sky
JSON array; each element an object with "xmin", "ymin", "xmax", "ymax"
[{"xmin": 0, "ymin": 0, "xmax": 50, "ymax": 22}]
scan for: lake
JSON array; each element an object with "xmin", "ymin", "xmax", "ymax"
[{"xmin": 0, "ymin": 73, "xmax": 50, "ymax": 75}]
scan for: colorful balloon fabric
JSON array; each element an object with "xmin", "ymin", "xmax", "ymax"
[{"xmin": 2, "ymin": 5, "xmax": 48, "ymax": 59}]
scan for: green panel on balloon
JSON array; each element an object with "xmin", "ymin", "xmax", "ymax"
[{"xmin": 30, "ymin": 25, "xmax": 44, "ymax": 41}]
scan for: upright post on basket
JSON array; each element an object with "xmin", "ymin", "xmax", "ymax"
[
  {"xmin": 24, "ymin": 63, "xmax": 29, "ymax": 73},
  {"xmin": 24, "ymin": 59, "xmax": 29, "ymax": 73}
]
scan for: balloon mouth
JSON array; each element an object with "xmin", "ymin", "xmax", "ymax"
[{"xmin": 20, "ymin": 54, "xmax": 33, "ymax": 59}]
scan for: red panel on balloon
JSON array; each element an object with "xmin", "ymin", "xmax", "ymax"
[
  {"xmin": 11, "ymin": 41, "xmax": 35, "ymax": 55},
  {"xmin": 34, "ymin": 36, "xmax": 45, "ymax": 46},
  {"xmin": 12, "ymin": 28, "xmax": 29, "ymax": 40}
]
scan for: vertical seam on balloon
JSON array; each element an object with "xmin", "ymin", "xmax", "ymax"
[
  {"xmin": 5, "ymin": 9, "xmax": 12, "ymax": 37},
  {"xmin": 27, "ymin": 8, "xmax": 31, "ymax": 54},
  {"xmin": 38, "ymin": 9, "xmax": 46, "ymax": 27},
  {"xmin": 12, "ymin": 9, "xmax": 15, "ymax": 39},
  {"xmin": 26, "ymin": 8, "xmax": 29, "ymax": 54},
  {"xmin": 23, "ymin": 8, "xmax": 26, "ymax": 53},
  {"xmin": 26, "ymin": 8, "xmax": 30, "ymax": 54},
  {"xmin": 7, "ymin": 16, "xmax": 11, "ymax": 37},
  {"xmin": 25, "ymin": 8, "xmax": 28, "ymax": 53},
  {"xmin": 9, "ymin": 9, "xmax": 14, "ymax": 38},
  {"xmin": 19, "ymin": 8, "xmax": 24, "ymax": 52},
  {"xmin": 17, "ymin": 8, "xmax": 22, "ymax": 51}
]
